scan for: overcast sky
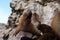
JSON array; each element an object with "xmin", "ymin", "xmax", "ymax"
[{"xmin": 0, "ymin": 0, "xmax": 11, "ymax": 24}]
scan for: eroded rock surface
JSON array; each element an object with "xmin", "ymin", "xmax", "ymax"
[
  {"xmin": 0, "ymin": 23, "xmax": 6, "ymax": 40},
  {"xmin": 0, "ymin": 0, "xmax": 60, "ymax": 40}
]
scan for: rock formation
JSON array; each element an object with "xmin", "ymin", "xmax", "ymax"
[
  {"xmin": 8, "ymin": 0, "xmax": 60, "ymax": 28},
  {"xmin": 0, "ymin": 23, "xmax": 6, "ymax": 40},
  {"xmin": 0, "ymin": 0, "xmax": 60, "ymax": 40}
]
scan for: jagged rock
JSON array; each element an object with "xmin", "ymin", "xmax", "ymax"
[
  {"xmin": 0, "ymin": 23, "xmax": 6, "ymax": 40},
  {"xmin": 8, "ymin": 0, "xmax": 60, "ymax": 29},
  {"xmin": 1, "ymin": 0, "xmax": 60, "ymax": 40}
]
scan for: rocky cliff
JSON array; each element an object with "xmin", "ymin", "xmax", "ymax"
[
  {"xmin": 0, "ymin": 23, "xmax": 6, "ymax": 40},
  {"xmin": 0, "ymin": 0, "xmax": 60, "ymax": 40}
]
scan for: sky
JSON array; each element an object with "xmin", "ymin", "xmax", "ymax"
[{"xmin": 0, "ymin": 0, "xmax": 11, "ymax": 24}]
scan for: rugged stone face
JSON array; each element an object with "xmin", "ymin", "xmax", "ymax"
[
  {"xmin": 6, "ymin": 0, "xmax": 60, "ymax": 29},
  {"xmin": 0, "ymin": 0, "xmax": 60, "ymax": 40},
  {"xmin": 0, "ymin": 23, "xmax": 6, "ymax": 40}
]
